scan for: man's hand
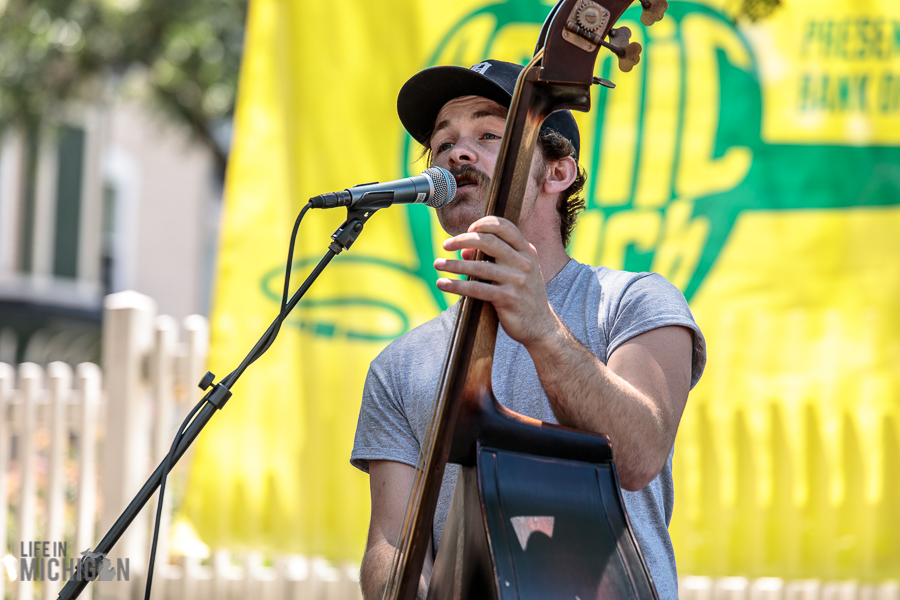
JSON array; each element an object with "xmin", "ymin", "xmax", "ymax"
[
  {"xmin": 434, "ymin": 216, "xmax": 564, "ymax": 349},
  {"xmin": 360, "ymin": 461, "xmax": 432, "ymax": 600},
  {"xmin": 433, "ymin": 216, "xmax": 694, "ymax": 491}
]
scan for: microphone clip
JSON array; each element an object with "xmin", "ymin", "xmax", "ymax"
[{"xmin": 329, "ymin": 205, "xmax": 380, "ymax": 254}]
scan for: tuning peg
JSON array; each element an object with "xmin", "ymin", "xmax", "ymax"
[
  {"xmin": 617, "ymin": 42, "xmax": 642, "ymax": 72},
  {"xmin": 608, "ymin": 27, "xmax": 632, "ymax": 50},
  {"xmin": 596, "ymin": 27, "xmax": 642, "ymax": 73},
  {"xmin": 640, "ymin": 0, "xmax": 668, "ymax": 25}
]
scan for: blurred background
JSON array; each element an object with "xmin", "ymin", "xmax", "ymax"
[
  {"xmin": 1, "ymin": 0, "xmax": 898, "ymax": 598},
  {"xmin": 0, "ymin": 0, "xmax": 244, "ymax": 366}
]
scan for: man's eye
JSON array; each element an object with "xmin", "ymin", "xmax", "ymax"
[{"xmin": 436, "ymin": 141, "xmax": 454, "ymax": 153}]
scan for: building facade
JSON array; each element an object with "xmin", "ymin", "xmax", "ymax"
[{"xmin": 0, "ymin": 98, "xmax": 219, "ymax": 366}]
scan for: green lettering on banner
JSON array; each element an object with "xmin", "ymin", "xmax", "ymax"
[
  {"xmin": 258, "ymin": 0, "xmax": 900, "ymax": 333},
  {"xmin": 391, "ymin": 0, "xmax": 900, "ymax": 304}
]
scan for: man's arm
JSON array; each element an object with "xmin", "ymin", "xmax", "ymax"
[
  {"xmin": 529, "ymin": 323, "xmax": 692, "ymax": 490},
  {"xmin": 360, "ymin": 460, "xmax": 433, "ymax": 600},
  {"xmin": 434, "ymin": 217, "xmax": 694, "ymax": 491}
]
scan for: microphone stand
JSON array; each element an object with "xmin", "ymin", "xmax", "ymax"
[{"xmin": 56, "ymin": 205, "xmax": 380, "ymax": 600}]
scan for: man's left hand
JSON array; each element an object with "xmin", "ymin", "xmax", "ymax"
[{"xmin": 434, "ymin": 216, "xmax": 563, "ymax": 348}]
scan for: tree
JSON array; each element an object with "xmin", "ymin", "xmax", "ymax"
[{"xmin": 0, "ymin": 0, "xmax": 248, "ymax": 172}]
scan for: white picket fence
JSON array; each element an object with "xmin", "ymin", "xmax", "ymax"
[
  {"xmin": 2, "ymin": 290, "xmax": 897, "ymax": 600},
  {"xmin": 0, "ymin": 361, "xmax": 103, "ymax": 600},
  {"xmin": 0, "ymin": 290, "xmax": 362, "ymax": 600},
  {"xmin": 679, "ymin": 577, "xmax": 900, "ymax": 600}
]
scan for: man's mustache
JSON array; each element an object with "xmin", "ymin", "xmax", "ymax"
[{"xmin": 450, "ymin": 164, "xmax": 490, "ymax": 190}]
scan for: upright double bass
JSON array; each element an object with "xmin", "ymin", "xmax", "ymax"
[{"xmin": 384, "ymin": 0, "xmax": 668, "ymax": 597}]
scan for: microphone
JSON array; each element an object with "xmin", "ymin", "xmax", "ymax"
[{"xmin": 309, "ymin": 166, "xmax": 456, "ymax": 210}]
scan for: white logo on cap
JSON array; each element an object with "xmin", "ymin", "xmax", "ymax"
[{"xmin": 470, "ymin": 62, "xmax": 491, "ymax": 74}]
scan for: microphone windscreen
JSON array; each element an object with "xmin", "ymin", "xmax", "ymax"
[{"xmin": 424, "ymin": 166, "xmax": 456, "ymax": 208}]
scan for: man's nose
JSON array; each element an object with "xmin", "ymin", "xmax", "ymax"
[{"xmin": 447, "ymin": 139, "xmax": 476, "ymax": 166}]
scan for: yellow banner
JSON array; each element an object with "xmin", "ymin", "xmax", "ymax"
[{"xmin": 186, "ymin": 0, "xmax": 900, "ymax": 578}]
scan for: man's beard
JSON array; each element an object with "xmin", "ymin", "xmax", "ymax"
[{"xmin": 436, "ymin": 164, "xmax": 492, "ymax": 235}]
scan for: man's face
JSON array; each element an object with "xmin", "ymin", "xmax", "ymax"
[{"xmin": 429, "ymin": 95, "xmax": 544, "ymax": 236}]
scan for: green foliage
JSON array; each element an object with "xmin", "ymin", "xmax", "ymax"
[
  {"xmin": 739, "ymin": 0, "xmax": 780, "ymax": 21},
  {"xmin": 725, "ymin": 0, "xmax": 781, "ymax": 22},
  {"xmin": 0, "ymin": 0, "xmax": 247, "ymax": 169}
]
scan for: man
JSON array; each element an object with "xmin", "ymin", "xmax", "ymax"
[{"xmin": 351, "ymin": 59, "xmax": 706, "ymax": 599}]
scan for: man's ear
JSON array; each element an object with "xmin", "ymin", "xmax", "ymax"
[{"xmin": 542, "ymin": 156, "xmax": 578, "ymax": 194}]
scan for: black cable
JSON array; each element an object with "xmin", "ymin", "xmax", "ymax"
[
  {"xmin": 142, "ymin": 396, "xmax": 206, "ymax": 600},
  {"xmin": 142, "ymin": 201, "xmax": 313, "ymax": 600},
  {"xmin": 221, "ymin": 201, "xmax": 312, "ymax": 385}
]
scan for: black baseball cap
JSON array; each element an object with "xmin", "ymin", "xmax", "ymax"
[{"xmin": 397, "ymin": 59, "xmax": 580, "ymax": 162}]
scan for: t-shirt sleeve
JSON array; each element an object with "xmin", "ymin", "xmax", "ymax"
[
  {"xmin": 350, "ymin": 348, "xmax": 422, "ymax": 474},
  {"xmin": 605, "ymin": 273, "xmax": 707, "ymax": 389}
]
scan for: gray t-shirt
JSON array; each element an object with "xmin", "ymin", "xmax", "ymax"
[{"xmin": 351, "ymin": 259, "xmax": 706, "ymax": 599}]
